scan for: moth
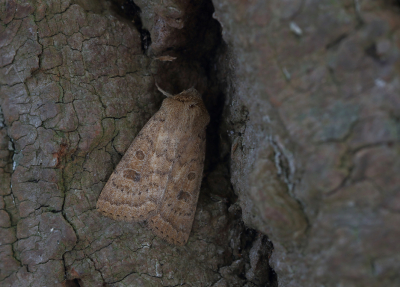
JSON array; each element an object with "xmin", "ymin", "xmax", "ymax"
[{"xmin": 96, "ymin": 85, "xmax": 210, "ymax": 245}]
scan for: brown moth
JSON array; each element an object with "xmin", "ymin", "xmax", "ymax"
[{"xmin": 96, "ymin": 85, "xmax": 210, "ymax": 245}]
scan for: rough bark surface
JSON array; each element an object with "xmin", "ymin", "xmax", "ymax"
[
  {"xmin": 212, "ymin": 0, "xmax": 400, "ymax": 286},
  {"xmin": 0, "ymin": 0, "xmax": 273, "ymax": 286},
  {"xmin": 1, "ymin": 0, "xmax": 400, "ymax": 286}
]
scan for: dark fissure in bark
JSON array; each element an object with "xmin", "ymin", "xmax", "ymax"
[
  {"xmin": 109, "ymin": 0, "xmax": 278, "ymax": 285},
  {"xmin": 64, "ymin": 278, "xmax": 82, "ymax": 287},
  {"xmin": 113, "ymin": 0, "xmax": 152, "ymax": 52}
]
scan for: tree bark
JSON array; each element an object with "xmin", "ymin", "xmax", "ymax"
[{"xmin": 1, "ymin": 0, "xmax": 399, "ymax": 286}]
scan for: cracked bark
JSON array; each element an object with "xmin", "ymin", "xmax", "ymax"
[
  {"xmin": 1, "ymin": 0, "xmax": 400, "ymax": 286},
  {"xmin": 1, "ymin": 0, "xmax": 273, "ymax": 286}
]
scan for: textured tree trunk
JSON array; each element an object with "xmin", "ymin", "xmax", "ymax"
[{"xmin": 1, "ymin": 0, "xmax": 399, "ymax": 286}]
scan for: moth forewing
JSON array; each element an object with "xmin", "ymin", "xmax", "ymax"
[{"xmin": 96, "ymin": 88, "xmax": 209, "ymax": 245}]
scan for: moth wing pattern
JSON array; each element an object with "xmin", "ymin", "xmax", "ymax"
[
  {"xmin": 148, "ymin": 128, "xmax": 207, "ymax": 245},
  {"xmin": 97, "ymin": 87, "xmax": 210, "ymax": 246},
  {"xmin": 96, "ymin": 108, "xmax": 169, "ymax": 222}
]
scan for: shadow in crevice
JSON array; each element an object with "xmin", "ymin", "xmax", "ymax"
[
  {"xmin": 71, "ymin": 0, "xmax": 152, "ymax": 53},
  {"xmin": 104, "ymin": 0, "xmax": 278, "ymax": 285},
  {"xmin": 384, "ymin": 0, "xmax": 400, "ymax": 8},
  {"xmin": 64, "ymin": 278, "xmax": 83, "ymax": 287},
  {"xmin": 112, "ymin": 0, "xmax": 151, "ymax": 52}
]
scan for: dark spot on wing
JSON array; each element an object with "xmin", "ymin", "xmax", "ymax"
[
  {"xmin": 123, "ymin": 169, "xmax": 141, "ymax": 182},
  {"xmin": 136, "ymin": 150, "xmax": 145, "ymax": 160},
  {"xmin": 187, "ymin": 172, "xmax": 196, "ymax": 181},
  {"xmin": 177, "ymin": 190, "xmax": 191, "ymax": 202}
]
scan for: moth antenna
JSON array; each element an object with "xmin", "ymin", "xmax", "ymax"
[{"xmin": 155, "ymin": 82, "xmax": 172, "ymax": 98}]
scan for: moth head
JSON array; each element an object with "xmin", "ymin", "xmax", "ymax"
[
  {"xmin": 160, "ymin": 87, "xmax": 206, "ymax": 109},
  {"xmin": 157, "ymin": 85, "xmax": 210, "ymax": 125},
  {"xmin": 174, "ymin": 88, "xmax": 203, "ymax": 106},
  {"xmin": 172, "ymin": 88, "xmax": 209, "ymax": 118}
]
